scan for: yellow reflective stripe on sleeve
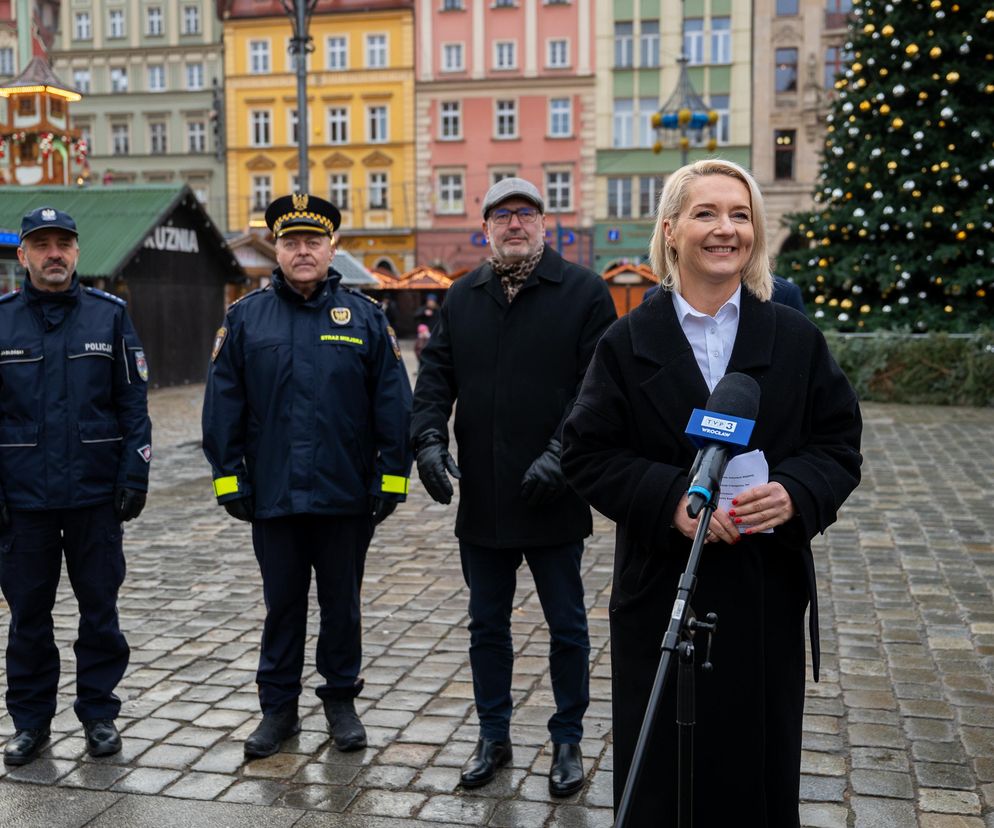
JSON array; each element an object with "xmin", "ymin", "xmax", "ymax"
[
  {"xmin": 213, "ymin": 476, "xmax": 240, "ymax": 497},
  {"xmin": 381, "ymin": 475, "xmax": 409, "ymax": 495}
]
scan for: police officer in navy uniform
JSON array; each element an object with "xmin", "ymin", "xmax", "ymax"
[
  {"xmin": 202, "ymin": 193, "xmax": 412, "ymax": 759},
  {"xmin": 0, "ymin": 207, "xmax": 151, "ymax": 766}
]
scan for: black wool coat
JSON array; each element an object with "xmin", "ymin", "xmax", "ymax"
[
  {"xmin": 411, "ymin": 246, "xmax": 617, "ymax": 548},
  {"xmin": 561, "ymin": 288, "xmax": 862, "ymax": 827}
]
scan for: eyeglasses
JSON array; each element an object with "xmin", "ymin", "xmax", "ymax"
[{"xmin": 489, "ymin": 207, "xmax": 540, "ymax": 226}]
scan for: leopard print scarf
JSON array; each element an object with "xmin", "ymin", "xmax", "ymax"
[{"xmin": 490, "ymin": 245, "xmax": 545, "ymax": 303}]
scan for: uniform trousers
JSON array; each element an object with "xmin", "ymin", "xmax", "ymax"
[
  {"xmin": 0, "ymin": 503, "xmax": 128, "ymax": 729},
  {"xmin": 459, "ymin": 540, "xmax": 590, "ymax": 743},
  {"xmin": 251, "ymin": 514, "xmax": 372, "ymax": 712}
]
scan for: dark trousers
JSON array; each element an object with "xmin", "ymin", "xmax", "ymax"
[
  {"xmin": 251, "ymin": 514, "xmax": 372, "ymax": 713},
  {"xmin": 459, "ymin": 540, "xmax": 590, "ymax": 743},
  {"xmin": 0, "ymin": 504, "xmax": 128, "ymax": 730}
]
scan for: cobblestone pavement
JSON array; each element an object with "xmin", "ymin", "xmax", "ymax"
[{"xmin": 0, "ymin": 350, "xmax": 993, "ymax": 827}]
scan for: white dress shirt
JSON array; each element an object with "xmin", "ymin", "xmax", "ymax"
[{"xmin": 672, "ymin": 285, "xmax": 742, "ymax": 393}]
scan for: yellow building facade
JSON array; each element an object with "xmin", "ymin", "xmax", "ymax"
[{"xmin": 222, "ymin": 0, "xmax": 415, "ymax": 274}]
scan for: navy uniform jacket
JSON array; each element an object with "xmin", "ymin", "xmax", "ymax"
[
  {"xmin": 202, "ymin": 268, "xmax": 413, "ymax": 519},
  {"xmin": 0, "ymin": 277, "xmax": 152, "ymax": 510}
]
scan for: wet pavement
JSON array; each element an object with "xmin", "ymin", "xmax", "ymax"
[{"xmin": 0, "ymin": 349, "xmax": 993, "ymax": 827}]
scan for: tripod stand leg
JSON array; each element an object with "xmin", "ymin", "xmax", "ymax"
[{"xmin": 676, "ymin": 640, "xmax": 695, "ymax": 828}]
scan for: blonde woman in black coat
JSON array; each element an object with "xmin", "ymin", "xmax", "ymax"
[{"xmin": 561, "ymin": 159, "xmax": 862, "ymax": 827}]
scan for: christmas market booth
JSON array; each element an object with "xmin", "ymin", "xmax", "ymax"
[
  {"xmin": 601, "ymin": 262, "xmax": 658, "ymax": 316},
  {"xmin": 371, "ymin": 265, "xmax": 457, "ymax": 336},
  {"xmin": 0, "ymin": 185, "xmax": 244, "ymax": 387}
]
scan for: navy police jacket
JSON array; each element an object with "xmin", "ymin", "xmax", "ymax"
[
  {"xmin": 0, "ymin": 276, "xmax": 152, "ymax": 510},
  {"xmin": 202, "ymin": 268, "xmax": 413, "ymax": 519}
]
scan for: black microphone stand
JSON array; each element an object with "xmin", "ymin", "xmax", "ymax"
[{"xmin": 614, "ymin": 500, "xmax": 719, "ymax": 828}]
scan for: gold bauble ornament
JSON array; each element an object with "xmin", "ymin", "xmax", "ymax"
[
  {"xmin": 919, "ymin": 91, "xmax": 929, "ymax": 100},
  {"xmin": 859, "ymin": 100, "xmax": 871, "ymax": 111},
  {"xmin": 863, "ymin": 23, "xmax": 875, "ymax": 33},
  {"xmin": 860, "ymin": 305, "xmax": 871, "ymax": 314},
  {"xmin": 987, "ymin": 9, "xmax": 994, "ymax": 20},
  {"xmin": 847, "ymin": 161, "xmax": 857, "ymax": 170},
  {"xmin": 881, "ymin": 24, "xmax": 894, "ymax": 36},
  {"xmin": 841, "ymin": 299, "xmax": 854, "ymax": 309},
  {"xmin": 930, "ymin": 46, "xmax": 942, "ymax": 58},
  {"xmin": 956, "ymin": 230, "xmax": 967, "ymax": 240},
  {"xmin": 887, "ymin": 161, "xmax": 897, "ymax": 169},
  {"xmin": 814, "ymin": 295, "xmax": 825, "ymax": 304},
  {"xmin": 912, "ymin": 190, "xmax": 921, "ymax": 198},
  {"xmin": 880, "ymin": 103, "xmax": 891, "ymax": 114},
  {"xmin": 828, "ymin": 298, "xmax": 839, "ymax": 307},
  {"xmin": 891, "ymin": 117, "xmax": 904, "ymax": 128},
  {"xmin": 986, "ymin": 84, "xmax": 994, "ymax": 93},
  {"xmin": 932, "ymin": 205, "xmax": 945, "ymax": 213},
  {"xmin": 929, "ymin": 0, "xmax": 941, "ymax": 7},
  {"xmin": 906, "ymin": 43, "xmax": 919, "ymax": 56},
  {"xmin": 852, "ymin": 62, "xmax": 863, "ymax": 73},
  {"xmin": 818, "ymin": 258, "xmax": 828, "ymax": 268},
  {"xmin": 879, "ymin": 68, "xmax": 889, "ymax": 77},
  {"xmin": 946, "ymin": 71, "xmax": 960, "ymax": 82},
  {"xmin": 944, "ymin": 305, "xmax": 953, "ymax": 313}
]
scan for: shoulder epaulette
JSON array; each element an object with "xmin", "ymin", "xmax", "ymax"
[
  {"xmin": 344, "ymin": 286, "xmax": 382, "ymax": 307},
  {"xmin": 229, "ymin": 286, "xmax": 270, "ymax": 308},
  {"xmin": 0, "ymin": 288, "xmax": 21, "ymax": 304},
  {"xmin": 84, "ymin": 286, "xmax": 127, "ymax": 306}
]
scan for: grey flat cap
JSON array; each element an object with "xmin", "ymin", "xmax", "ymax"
[{"xmin": 481, "ymin": 177, "xmax": 545, "ymax": 218}]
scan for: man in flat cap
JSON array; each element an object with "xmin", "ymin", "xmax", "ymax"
[
  {"xmin": 0, "ymin": 206, "xmax": 151, "ymax": 766},
  {"xmin": 202, "ymin": 193, "xmax": 412, "ymax": 759},
  {"xmin": 410, "ymin": 177, "xmax": 616, "ymax": 795}
]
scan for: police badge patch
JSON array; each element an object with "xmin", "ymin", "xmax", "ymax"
[
  {"xmin": 331, "ymin": 307, "xmax": 352, "ymax": 325},
  {"xmin": 211, "ymin": 327, "xmax": 227, "ymax": 362},
  {"xmin": 135, "ymin": 350, "xmax": 149, "ymax": 381},
  {"xmin": 137, "ymin": 444, "xmax": 152, "ymax": 463},
  {"xmin": 387, "ymin": 325, "xmax": 401, "ymax": 360}
]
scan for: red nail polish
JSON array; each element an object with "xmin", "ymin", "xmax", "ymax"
[
  {"xmin": 728, "ymin": 509, "xmax": 736, "ymax": 517},
  {"xmin": 734, "ymin": 517, "xmax": 742, "ymax": 524},
  {"xmin": 744, "ymin": 529, "xmax": 752, "ymax": 535},
  {"xmin": 731, "ymin": 499, "xmax": 739, "ymax": 506}
]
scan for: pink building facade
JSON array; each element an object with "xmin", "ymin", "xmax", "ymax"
[{"xmin": 415, "ymin": 0, "xmax": 595, "ymax": 273}]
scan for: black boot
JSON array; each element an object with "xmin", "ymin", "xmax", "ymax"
[
  {"xmin": 243, "ymin": 705, "xmax": 301, "ymax": 758},
  {"xmin": 459, "ymin": 738, "xmax": 512, "ymax": 788},
  {"xmin": 549, "ymin": 742, "xmax": 585, "ymax": 797},
  {"xmin": 323, "ymin": 699, "xmax": 367, "ymax": 752},
  {"xmin": 3, "ymin": 727, "xmax": 50, "ymax": 766},
  {"xmin": 82, "ymin": 719, "xmax": 122, "ymax": 757}
]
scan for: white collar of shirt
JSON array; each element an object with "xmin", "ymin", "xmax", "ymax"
[{"xmin": 673, "ymin": 285, "xmax": 742, "ymax": 393}]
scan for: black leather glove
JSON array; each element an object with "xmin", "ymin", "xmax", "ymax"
[
  {"xmin": 223, "ymin": 497, "xmax": 254, "ymax": 522},
  {"xmin": 415, "ymin": 429, "xmax": 461, "ymax": 505},
  {"xmin": 0, "ymin": 499, "xmax": 9, "ymax": 529},
  {"xmin": 370, "ymin": 497, "xmax": 397, "ymax": 526},
  {"xmin": 520, "ymin": 439, "xmax": 567, "ymax": 506},
  {"xmin": 114, "ymin": 487, "xmax": 147, "ymax": 522}
]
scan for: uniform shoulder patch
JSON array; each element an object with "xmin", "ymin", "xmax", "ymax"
[
  {"xmin": 211, "ymin": 327, "xmax": 227, "ymax": 362},
  {"xmin": 0, "ymin": 289, "xmax": 21, "ymax": 304},
  {"xmin": 387, "ymin": 325, "xmax": 401, "ymax": 360},
  {"xmin": 84, "ymin": 286, "xmax": 127, "ymax": 306},
  {"xmin": 344, "ymin": 286, "xmax": 381, "ymax": 306},
  {"xmin": 229, "ymin": 286, "xmax": 270, "ymax": 308}
]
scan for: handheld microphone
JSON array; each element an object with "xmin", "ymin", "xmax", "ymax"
[{"xmin": 684, "ymin": 372, "xmax": 760, "ymax": 519}]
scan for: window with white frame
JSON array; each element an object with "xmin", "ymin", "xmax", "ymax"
[
  {"xmin": 109, "ymin": 8, "xmax": 126, "ymax": 38},
  {"xmin": 437, "ymin": 172, "xmax": 464, "ymax": 214},
  {"xmin": 494, "ymin": 41, "xmax": 516, "ymax": 70},
  {"xmin": 149, "ymin": 122, "xmax": 167, "ymax": 154},
  {"xmin": 73, "ymin": 11, "xmax": 91, "ymax": 40},
  {"xmin": 147, "ymin": 65, "xmax": 165, "ymax": 92},
  {"xmin": 73, "ymin": 69, "xmax": 91, "ymax": 93},
  {"xmin": 709, "ymin": 94, "xmax": 729, "ymax": 143},
  {"xmin": 251, "ymin": 175, "xmax": 272, "ymax": 210},
  {"xmin": 607, "ymin": 177, "xmax": 632, "ymax": 218},
  {"xmin": 327, "ymin": 107, "xmax": 348, "ymax": 144},
  {"xmin": 111, "ymin": 123, "xmax": 130, "ymax": 155},
  {"xmin": 439, "ymin": 101, "xmax": 462, "ymax": 139},
  {"xmin": 442, "ymin": 0, "xmax": 463, "ymax": 8},
  {"xmin": 249, "ymin": 40, "xmax": 270, "ymax": 74},
  {"xmin": 329, "ymin": 173, "xmax": 350, "ymax": 210},
  {"xmin": 640, "ymin": 20, "xmax": 660, "ymax": 67},
  {"xmin": 250, "ymin": 110, "xmax": 271, "ymax": 146},
  {"xmin": 546, "ymin": 171, "xmax": 572, "ymax": 212},
  {"xmin": 638, "ymin": 175, "xmax": 661, "ymax": 217},
  {"xmin": 0, "ymin": 48, "xmax": 11, "ymax": 75},
  {"xmin": 442, "ymin": 43, "xmax": 464, "ymax": 71},
  {"xmin": 367, "ymin": 105, "xmax": 388, "ymax": 143},
  {"xmin": 146, "ymin": 6, "xmax": 163, "ymax": 36},
  {"xmin": 637, "ymin": 97, "xmax": 657, "ymax": 148},
  {"xmin": 684, "ymin": 18, "xmax": 704, "ymax": 65},
  {"xmin": 366, "ymin": 34, "xmax": 387, "ymax": 68},
  {"xmin": 495, "ymin": 99, "xmax": 517, "ymax": 138},
  {"xmin": 549, "ymin": 97, "xmax": 571, "ymax": 137},
  {"xmin": 612, "ymin": 98, "xmax": 633, "ymax": 148},
  {"xmin": 614, "ymin": 22, "xmax": 633, "ymax": 68},
  {"xmin": 110, "ymin": 67, "xmax": 128, "ymax": 92},
  {"xmin": 711, "ymin": 17, "xmax": 731, "ymax": 64},
  {"xmin": 547, "ymin": 38, "xmax": 568, "ymax": 68},
  {"xmin": 327, "ymin": 36, "xmax": 347, "ymax": 69},
  {"xmin": 186, "ymin": 62, "xmax": 204, "ymax": 90},
  {"xmin": 369, "ymin": 172, "xmax": 389, "ymax": 209},
  {"xmin": 183, "ymin": 5, "xmax": 200, "ymax": 34},
  {"xmin": 187, "ymin": 120, "xmax": 206, "ymax": 152}
]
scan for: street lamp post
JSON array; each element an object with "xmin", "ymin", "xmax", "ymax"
[
  {"xmin": 281, "ymin": 0, "xmax": 318, "ymax": 192},
  {"xmin": 652, "ymin": 54, "xmax": 719, "ymax": 166}
]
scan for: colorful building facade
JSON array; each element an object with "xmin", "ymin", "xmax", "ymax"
[
  {"xmin": 220, "ymin": 0, "xmax": 416, "ymax": 275},
  {"xmin": 414, "ymin": 0, "xmax": 596, "ymax": 274}
]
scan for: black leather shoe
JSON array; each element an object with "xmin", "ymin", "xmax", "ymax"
[
  {"xmin": 83, "ymin": 719, "xmax": 121, "ymax": 757},
  {"xmin": 3, "ymin": 727, "xmax": 50, "ymax": 766},
  {"xmin": 323, "ymin": 699, "xmax": 367, "ymax": 752},
  {"xmin": 243, "ymin": 705, "xmax": 301, "ymax": 758},
  {"xmin": 549, "ymin": 742, "xmax": 585, "ymax": 797},
  {"xmin": 459, "ymin": 738, "xmax": 512, "ymax": 788}
]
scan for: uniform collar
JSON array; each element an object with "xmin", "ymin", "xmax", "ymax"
[
  {"xmin": 23, "ymin": 273, "xmax": 81, "ymax": 305},
  {"xmin": 272, "ymin": 267, "xmax": 343, "ymax": 304}
]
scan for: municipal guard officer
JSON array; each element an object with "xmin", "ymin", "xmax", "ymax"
[
  {"xmin": 202, "ymin": 193, "xmax": 412, "ymax": 760},
  {"xmin": 0, "ymin": 206, "xmax": 151, "ymax": 766}
]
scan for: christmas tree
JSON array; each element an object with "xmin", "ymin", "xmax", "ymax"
[{"xmin": 779, "ymin": 1, "xmax": 994, "ymax": 332}]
